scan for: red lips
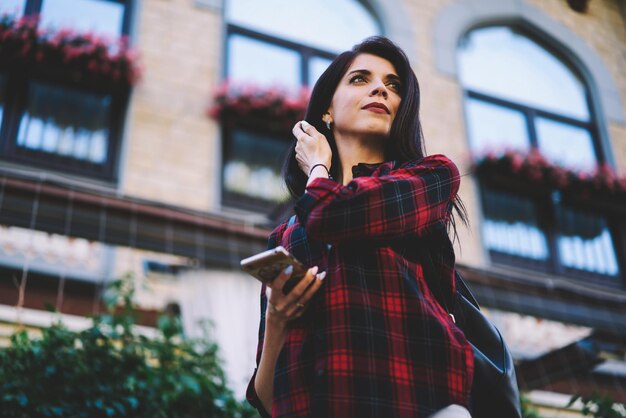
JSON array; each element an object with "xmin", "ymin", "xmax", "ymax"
[{"xmin": 362, "ymin": 102, "xmax": 390, "ymax": 114}]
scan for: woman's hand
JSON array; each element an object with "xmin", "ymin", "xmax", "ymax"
[
  {"xmin": 292, "ymin": 120, "xmax": 332, "ymax": 177},
  {"xmin": 265, "ymin": 265, "xmax": 326, "ymax": 326}
]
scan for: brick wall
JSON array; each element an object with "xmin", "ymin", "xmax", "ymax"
[{"xmin": 122, "ymin": 0, "xmax": 223, "ymax": 211}]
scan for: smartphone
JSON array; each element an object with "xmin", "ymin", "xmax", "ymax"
[{"xmin": 240, "ymin": 246, "xmax": 308, "ymax": 294}]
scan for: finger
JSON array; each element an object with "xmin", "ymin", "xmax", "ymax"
[
  {"xmin": 283, "ymin": 266, "xmax": 319, "ymax": 304},
  {"xmin": 292, "ymin": 122, "xmax": 309, "ymax": 140},
  {"xmin": 267, "ymin": 264, "xmax": 294, "ymax": 293},
  {"xmin": 285, "ymin": 271, "xmax": 326, "ymax": 317},
  {"xmin": 299, "ymin": 270, "xmax": 326, "ymax": 304},
  {"xmin": 299, "ymin": 120, "xmax": 317, "ymax": 136}
]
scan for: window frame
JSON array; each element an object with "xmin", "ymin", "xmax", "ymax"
[
  {"xmin": 23, "ymin": 0, "xmax": 132, "ymax": 35},
  {"xmin": 225, "ymin": 24, "xmax": 336, "ymax": 88},
  {"xmin": 220, "ymin": 23, "xmax": 337, "ymax": 211},
  {"xmin": 462, "ymin": 26, "xmax": 624, "ymax": 286},
  {"xmin": 0, "ymin": 0, "xmax": 133, "ymax": 182},
  {"xmin": 480, "ymin": 181, "xmax": 625, "ymax": 286}
]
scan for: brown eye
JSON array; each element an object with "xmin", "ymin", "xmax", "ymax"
[
  {"xmin": 349, "ymin": 75, "xmax": 366, "ymax": 84},
  {"xmin": 388, "ymin": 81, "xmax": 401, "ymax": 92}
]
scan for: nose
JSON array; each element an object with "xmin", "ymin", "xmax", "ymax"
[{"xmin": 370, "ymin": 80, "xmax": 388, "ymax": 99}]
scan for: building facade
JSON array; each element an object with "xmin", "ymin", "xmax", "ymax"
[{"xmin": 0, "ymin": 0, "xmax": 625, "ymax": 415}]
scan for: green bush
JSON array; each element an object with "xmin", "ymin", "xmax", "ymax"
[
  {"xmin": 569, "ymin": 393, "xmax": 626, "ymax": 418},
  {"xmin": 0, "ymin": 275, "xmax": 259, "ymax": 418}
]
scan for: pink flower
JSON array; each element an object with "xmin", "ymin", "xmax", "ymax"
[{"xmin": 510, "ymin": 154, "xmax": 523, "ymax": 173}]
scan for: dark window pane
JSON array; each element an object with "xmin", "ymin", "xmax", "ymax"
[
  {"xmin": 482, "ymin": 188, "xmax": 548, "ymax": 260},
  {"xmin": 17, "ymin": 81, "xmax": 112, "ymax": 164},
  {"xmin": 0, "ymin": 0, "xmax": 25, "ymax": 16},
  {"xmin": 459, "ymin": 27, "xmax": 589, "ymax": 121},
  {"xmin": 0, "ymin": 74, "xmax": 6, "ymax": 127},
  {"xmin": 223, "ymin": 129, "xmax": 289, "ymax": 203},
  {"xmin": 228, "ymin": 34, "xmax": 300, "ymax": 88},
  {"xmin": 40, "ymin": 0, "xmax": 125, "ymax": 39},
  {"xmin": 226, "ymin": 0, "xmax": 379, "ymax": 53},
  {"xmin": 555, "ymin": 206, "xmax": 619, "ymax": 277},
  {"xmin": 536, "ymin": 117, "xmax": 596, "ymax": 172},
  {"xmin": 465, "ymin": 98, "xmax": 529, "ymax": 155}
]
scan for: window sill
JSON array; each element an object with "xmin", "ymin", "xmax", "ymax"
[{"xmin": 0, "ymin": 161, "xmax": 119, "ymax": 195}]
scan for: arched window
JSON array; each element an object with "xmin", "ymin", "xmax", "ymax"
[
  {"xmin": 221, "ymin": 0, "xmax": 380, "ymax": 212},
  {"xmin": 458, "ymin": 26, "xmax": 620, "ymax": 282}
]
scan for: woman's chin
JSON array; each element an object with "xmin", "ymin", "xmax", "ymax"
[{"xmin": 355, "ymin": 122, "xmax": 392, "ymax": 139}]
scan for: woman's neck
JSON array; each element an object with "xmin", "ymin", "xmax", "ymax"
[{"xmin": 335, "ymin": 135, "xmax": 385, "ymax": 185}]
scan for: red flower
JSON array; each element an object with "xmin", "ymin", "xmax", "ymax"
[
  {"xmin": 208, "ymin": 81, "xmax": 309, "ymax": 134},
  {"xmin": 0, "ymin": 14, "xmax": 141, "ymax": 87}
]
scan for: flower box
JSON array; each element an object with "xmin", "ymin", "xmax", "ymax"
[
  {"xmin": 0, "ymin": 14, "xmax": 141, "ymax": 91},
  {"xmin": 208, "ymin": 82, "xmax": 309, "ymax": 137},
  {"xmin": 472, "ymin": 148, "xmax": 626, "ymax": 213}
]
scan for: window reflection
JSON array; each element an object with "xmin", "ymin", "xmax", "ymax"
[
  {"xmin": 555, "ymin": 206, "xmax": 619, "ymax": 276},
  {"xmin": 226, "ymin": 0, "xmax": 379, "ymax": 53},
  {"xmin": 0, "ymin": 74, "xmax": 6, "ymax": 127},
  {"xmin": 224, "ymin": 0, "xmax": 381, "ymax": 210},
  {"xmin": 309, "ymin": 56, "xmax": 332, "ymax": 86},
  {"xmin": 482, "ymin": 188, "xmax": 548, "ymax": 260},
  {"xmin": 459, "ymin": 26, "xmax": 589, "ymax": 121},
  {"xmin": 17, "ymin": 82, "xmax": 111, "ymax": 164},
  {"xmin": 536, "ymin": 117, "xmax": 596, "ymax": 172},
  {"xmin": 224, "ymin": 129, "xmax": 289, "ymax": 202},
  {"xmin": 228, "ymin": 35, "xmax": 300, "ymax": 88},
  {"xmin": 0, "ymin": 0, "xmax": 25, "ymax": 16},
  {"xmin": 465, "ymin": 98, "xmax": 529, "ymax": 155},
  {"xmin": 40, "ymin": 0, "xmax": 124, "ymax": 39}
]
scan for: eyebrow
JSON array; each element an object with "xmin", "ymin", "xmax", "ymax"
[{"xmin": 347, "ymin": 69, "xmax": 401, "ymax": 80}]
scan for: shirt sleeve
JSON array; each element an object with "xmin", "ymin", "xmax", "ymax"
[
  {"xmin": 294, "ymin": 154, "xmax": 461, "ymax": 244},
  {"xmin": 245, "ymin": 222, "xmax": 287, "ymax": 418}
]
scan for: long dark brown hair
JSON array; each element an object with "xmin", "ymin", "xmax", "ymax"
[{"xmin": 282, "ymin": 36, "xmax": 468, "ymax": 245}]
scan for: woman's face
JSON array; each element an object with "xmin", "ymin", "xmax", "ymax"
[{"xmin": 327, "ymin": 53, "xmax": 401, "ymax": 141}]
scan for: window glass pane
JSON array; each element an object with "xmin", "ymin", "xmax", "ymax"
[
  {"xmin": 555, "ymin": 206, "xmax": 619, "ymax": 277},
  {"xmin": 309, "ymin": 56, "xmax": 332, "ymax": 87},
  {"xmin": 0, "ymin": 0, "xmax": 25, "ymax": 16},
  {"xmin": 17, "ymin": 81, "xmax": 112, "ymax": 164},
  {"xmin": 224, "ymin": 129, "xmax": 289, "ymax": 202},
  {"xmin": 40, "ymin": 0, "xmax": 125, "ymax": 39},
  {"xmin": 482, "ymin": 188, "xmax": 548, "ymax": 260},
  {"xmin": 228, "ymin": 34, "xmax": 300, "ymax": 88},
  {"xmin": 226, "ymin": 0, "xmax": 379, "ymax": 53},
  {"xmin": 459, "ymin": 27, "xmax": 589, "ymax": 121},
  {"xmin": 0, "ymin": 74, "xmax": 6, "ymax": 127},
  {"xmin": 536, "ymin": 117, "xmax": 596, "ymax": 172},
  {"xmin": 465, "ymin": 98, "xmax": 530, "ymax": 155}
]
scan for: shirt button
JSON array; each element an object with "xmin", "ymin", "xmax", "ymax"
[
  {"xmin": 340, "ymin": 189, "xmax": 349, "ymax": 195},
  {"xmin": 316, "ymin": 369, "xmax": 326, "ymax": 377}
]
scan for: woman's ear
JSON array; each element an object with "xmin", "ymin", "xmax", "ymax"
[{"xmin": 322, "ymin": 113, "xmax": 333, "ymax": 130}]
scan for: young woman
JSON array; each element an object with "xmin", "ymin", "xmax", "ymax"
[{"xmin": 246, "ymin": 36, "xmax": 473, "ymax": 418}]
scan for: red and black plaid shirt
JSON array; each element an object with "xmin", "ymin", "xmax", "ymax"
[{"xmin": 247, "ymin": 154, "xmax": 474, "ymax": 418}]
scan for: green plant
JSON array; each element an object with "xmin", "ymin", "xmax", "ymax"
[
  {"xmin": 568, "ymin": 393, "xmax": 626, "ymax": 418},
  {"xmin": 0, "ymin": 274, "xmax": 259, "ymax": 418},
  {"xmin": 521, "ymin": 393, "xmax": 544, "ymax": 418}
]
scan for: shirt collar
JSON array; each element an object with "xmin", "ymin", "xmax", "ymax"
[{"xmin": 351, "ymin": 160, "xmax": 395, "ymax": 178}]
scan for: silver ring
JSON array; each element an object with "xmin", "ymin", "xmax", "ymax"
[{"xmin": 296, "ymin": 303, "xmax": 305, "ymax": 309}]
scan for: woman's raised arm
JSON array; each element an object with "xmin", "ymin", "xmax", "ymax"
[{"xmin": 294, "ymin": 154, "xmax": 461, "ymax": 244}]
